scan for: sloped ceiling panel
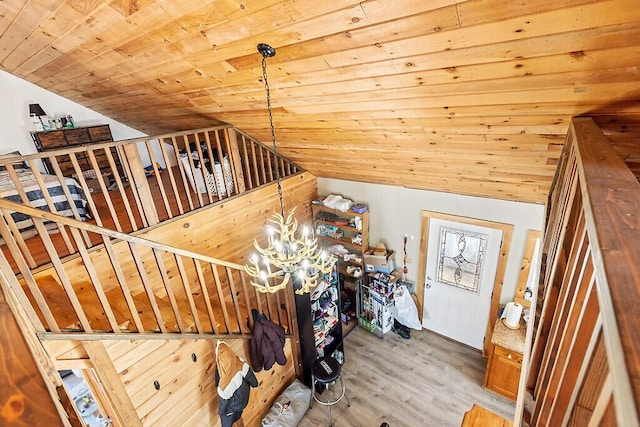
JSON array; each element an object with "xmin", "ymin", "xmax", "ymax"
[{"xmin": 1, "ymin": 0, "xmax": 639, "ymax": 204}]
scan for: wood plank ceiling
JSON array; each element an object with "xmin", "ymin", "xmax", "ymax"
[{"xmin": 1, "ymin": 0, "xmax": 639, "ymax": 204}]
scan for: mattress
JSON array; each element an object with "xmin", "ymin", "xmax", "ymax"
[{"xmin": 0, "ymin": 169, "xmax": 89, "ymax": 234}]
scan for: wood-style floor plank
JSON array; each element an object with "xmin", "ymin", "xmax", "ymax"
[{"xmin": 300, "ymin": 327, "xmax": 515, "ymax": 427}]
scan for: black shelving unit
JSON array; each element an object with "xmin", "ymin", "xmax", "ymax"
[{"xmin": 295, "ymin": 266, "xmax": 344, "ymax": 386}]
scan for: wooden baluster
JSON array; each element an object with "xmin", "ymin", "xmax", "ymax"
[
  {"xmin": 203, "ymin": 130, "xmax": 223, "ymax": 200},
  {"xmin": 101, "ymin": 235, "xmax": 144, "ymax": 333},
  {"xmin": 69, "ymin": 227, "xmax": 121, "ymax": 333},
  {"xmin": 145, "ymin": 139, "xmax": 173, "ymax": 219},
  {"xmin": 152, "ymin": 248, "xmax": 184, "ymax": 332},
  {"xmin": 194, "ymin": 259, "xmax": 218, "ymax": 334},
  {"xmin": 174, "ymin": 253, "xmax": 203, "ymax": 333},
  {"xmin": 116, "ymin": 144, "xmax": 148, "ymax": 228},
  {"xmin": 129, "ymin": 242, "xmax": 165, "ymax": 333},
  {"xmin": 182, "ymin": 135, "xmax": 204, "ymax": 208},
  {"xmin": 226, "ymin": 266, "xmax": 244, "ymax": 334},
  {"xmin": 210, "ymin": 263, "xmax": 232, "ymax": 334},
  {"xmin": 86, "ymin": 149, "xmax": 122, "ymax": 231},
  {"xmin": 157, "ymin": 137, "xmax": 184, "ymax": 215},
  {"xmin": 0, "ymin": 210, "xmax": 55, "ymax": 332},
  {"xmin": 31, "ymin": 216, "xmax": 92, "ymax": 332},
  {"xmin": 103, "ymin": 146, "xmax": 139, "ymax": 231},
  {"xmin": 26, "ymin": 159, "xmax": 75, "ymax": 253},
  {"xmin": 170, "ymin": 135, "xmax": 195, "ymax": 212}
]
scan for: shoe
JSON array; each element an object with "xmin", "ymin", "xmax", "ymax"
[
  {"xmin": 392, "ymin": 325, "xmax": 410, "ymax": 339},
  {"xmin": 393, "ymin": 320, "xmax": 411, "ymax": 339}
]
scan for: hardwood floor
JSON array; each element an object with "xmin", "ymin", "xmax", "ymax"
[{"xmin": 299, "ymin": 326, "xmax": 515, "ymax": 427}]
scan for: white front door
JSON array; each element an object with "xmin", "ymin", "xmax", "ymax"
[{"xmin": 422, "ymin": 218, "xmax": 503, "ymax": 350}]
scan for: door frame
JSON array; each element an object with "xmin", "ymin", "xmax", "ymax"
[{"xmin": 417, "ymin": 211, "xmax": 514, "ymax": 356}]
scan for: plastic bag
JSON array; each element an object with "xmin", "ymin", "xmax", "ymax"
[
  {"xmin": 261, "ymin": 379, "xmax": 311, "ymax": 427},
  {"xmin": 393, "ymin": 285, "xmax": 422, "ymax": 330}
]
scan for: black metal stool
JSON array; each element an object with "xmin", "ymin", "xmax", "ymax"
[{"xmin": 311, "ymin": 356, "xmax": 350, "ymax": 426}]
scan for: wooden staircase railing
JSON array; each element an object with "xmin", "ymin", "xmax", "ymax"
[
  {"xmin": 526, "ymin": 117, "xmax": 640, "ymax": 426},
  {"xmin": 0, "ymin": 189, "xmax": 294, "ymax": 341},
  {"xmin": 0, "ymin": 125, "xmax": 302, "ymax": 271}
]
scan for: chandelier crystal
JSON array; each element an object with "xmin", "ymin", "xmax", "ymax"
[{"xmin": 245, "ymin": 44, "xmax": 337, "ymax": 295}]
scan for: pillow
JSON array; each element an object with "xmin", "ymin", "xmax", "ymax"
[{"xmin": 0, "ymin": 151, "xmax": 27, "ymax": 171}]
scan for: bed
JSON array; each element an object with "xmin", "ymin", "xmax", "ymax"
[{"xmin": 0, "ymin": 168, "xmax": 90, "ymax": 236}]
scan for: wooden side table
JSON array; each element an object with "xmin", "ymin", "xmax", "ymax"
[{"xmin": 483, "ymin": 319, "xmax": 526, "ymax": 401}]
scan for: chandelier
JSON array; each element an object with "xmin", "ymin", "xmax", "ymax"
[{"xmin": 245, "ymin": 43, "xmax": 337, "ymax": 295}]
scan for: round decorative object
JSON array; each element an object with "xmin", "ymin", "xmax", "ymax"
[{"xmin": 257, "ymin": 43, "xmax": 276, "ymax": 58}]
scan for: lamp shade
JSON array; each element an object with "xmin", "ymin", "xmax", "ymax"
[{"xmin": 29, "ymin": 103, "xmax": 46, "ymax": 117}]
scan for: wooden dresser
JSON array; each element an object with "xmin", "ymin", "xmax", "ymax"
[
  {"xmin": 31, "ymin": 124, "xmax": 121, "ymax": 177},
  {"xmin": 483, "ymin": 319, "xmax": 526, "ymax": 401}
]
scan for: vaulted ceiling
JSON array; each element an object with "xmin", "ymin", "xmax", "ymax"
[{"xmin": 1, "ymin": 0, "xmax": 639, "ymax": 204}]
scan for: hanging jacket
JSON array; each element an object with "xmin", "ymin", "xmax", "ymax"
[
  {"xmin": 215, "ymin": 341, "xmax": 258, "ymax": 427},
  {"xmin": 250, "ymin": 309, "xmax": 287, "ymax": 372}
]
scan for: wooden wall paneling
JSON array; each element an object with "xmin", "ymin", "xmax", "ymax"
[
  {"xmin": 123, "ymin": 340, "xmax": 197, "ymax": 408},
  {"xmin": 107, "ymin": 337, "xmax": 295, "ymax": 427},
  {"xmin": 3, "ymin": 0, "xmax": 640, "ymax": 204},
  {"xmin": 82, "ymin": 341, "xmax": 142, "ymax": 427}
]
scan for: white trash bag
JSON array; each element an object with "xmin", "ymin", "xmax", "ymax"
[
  {"xmin": 393, "ymin": 285, "xmax": 422, "ymax": 330},
  {"xmin": 261, "ymin": 379, "xmax": 311, "ymax": 427}
]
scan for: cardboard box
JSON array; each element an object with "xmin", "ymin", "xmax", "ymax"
[{"xmin": 364, "ymin": 242, "xmax": 397, "ymax": 274}]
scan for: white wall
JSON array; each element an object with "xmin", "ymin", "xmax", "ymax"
[
  {"xmin": 0, "ymin": 70, "xmax": 173, "ymax": 168},
  {"xmin": 317, "ymin": 178, "xmax": 545, "ymax": 303},
  {"xmin": 0, "ymin": 70, "xmax": 145, "ymax": 153}
]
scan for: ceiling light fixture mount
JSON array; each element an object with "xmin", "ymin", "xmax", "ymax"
[{"xmin": 245, "ymin": 43, "xmax": 337, "ymax": 295}]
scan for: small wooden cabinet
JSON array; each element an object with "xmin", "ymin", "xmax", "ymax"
[
  {"xmin": 484, "ymin": 343, "xmax": 523, "ymax": 401},
  {"xmin": 31, "ymin": 124, "xmax": 121, "ymax": 177}
]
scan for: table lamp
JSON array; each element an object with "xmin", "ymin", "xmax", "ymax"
[{"xmin": 29, "ymin": 103, "xmax": 47, "ymax": 130}]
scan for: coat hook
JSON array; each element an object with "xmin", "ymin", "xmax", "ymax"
[{"xmin": 153, "ymin": 380, "xmax": 160, "ymax": 390}]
